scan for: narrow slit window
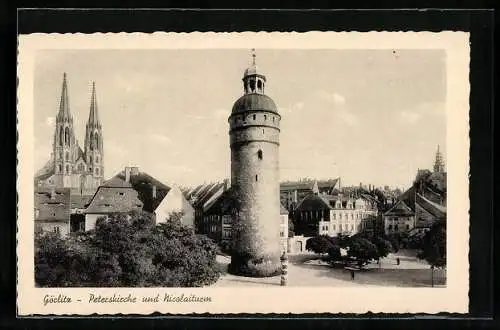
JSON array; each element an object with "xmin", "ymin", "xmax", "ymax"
[
  {"xmin": 255, "ymin": 174, "xmax": 258, "ymax": 182},
  {"xmin": 257, "ymin": 149, "xmax": 263, "ymax": 160},
  {"xmin": 253, "ymin": 114, "xmax": 256, "ymax": 120}
]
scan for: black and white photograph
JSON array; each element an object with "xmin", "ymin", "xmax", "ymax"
[{"xmin": 17, "ymin": 32, "xmax": 470, "ymax": 314}]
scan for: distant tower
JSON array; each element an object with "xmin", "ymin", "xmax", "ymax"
[
  {"xmin": 53, "ymin": 73, "xmax": 77, "ymax": 188},
  {"xmin": 228, "ymin": 50, "xmax": 282, "ymax": 277},
  {"xmin": 433, "ymin": 145, "xmax": 445, "ymax": 173},
  {"xmin": 84, "ymin": 82, "xmax": 104, "ymax": 188}
]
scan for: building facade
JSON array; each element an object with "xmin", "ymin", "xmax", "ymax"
[
  {"xmin": 294, "ymin": 187, "xmax": 378, "ymax": 238},
  {"xmin": 228, "ymin": 52, "xmax": 282, "ymax": 277},
  {"xmin": 35, "ymin": 74, "xmax": 104, "ymax": 196}
]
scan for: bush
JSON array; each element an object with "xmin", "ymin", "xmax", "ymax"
[{"xmin": 35, "ymin": 211, "xmax": 221, "ymax": 287}]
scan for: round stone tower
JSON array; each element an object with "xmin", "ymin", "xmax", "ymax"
[{"xmin": 228, "ymin": 51, "xmax": 282, "ymax": 277}]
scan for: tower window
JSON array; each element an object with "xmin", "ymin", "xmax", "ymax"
[
  {"xmin": 58, "ymin": 164, "xmax": 62, "ymax": 173},
  {"xmin": 255, "ymin": 174, "xmax": 258, "ymax": 182},
  {"xmin": 59, "ymin": 127, "xmax": 63, "ymax": 146},
  {"xmin": 257, "ymin": 80, "xmax": 263, "ymax": 91},
  {"xmin": 96, "ymin": 156, "xmax": 99, "ymax": 164},
  {"xmin": 64, "ymin": 127, "xmax": 70, "ymax": 145},
  {"xmin": 264, "ymin": 114, "xmax": 267, "ymax": 120},
  {"xmin": 249, "ymin": 79, "xmax": 256, "ymax": 92},
  {"xmin": 66, "ymin": 164, "xmax": 69, "ymax": 173},
  {"xmin": 89, "ymin": 155, "xmax": 93, "ymax": 164},
  {"xmin": 253, "ymin": 114, "xmax": 256, "ymax": 120},
  {"xmin": 257, "ymin": 149, "xmax": 263, "ymax": 160},
  {"xmin": 272, "ymin": 116, "xmax": 275, "ymax": 122}
]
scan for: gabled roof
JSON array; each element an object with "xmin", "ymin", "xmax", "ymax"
[
  {"xmin": 384, "ymin": 200, "xmax": 414, "ymax": 216},
  {"xmin": 34, "ymin": 188, "xmax": 71, "ymax": 222}
]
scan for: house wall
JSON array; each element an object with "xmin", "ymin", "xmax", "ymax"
[
  {"xmin": 37, "ymin": 221, "xmax": 70, "ymax": 237},
  {"xmin": 155, "ymin": 186, "xmax": 195, "ymax": 228},
  {"xmin": 85, "ymin": 213, "xmax": 107, "ymax": 231},
  {"xmin": 384, "ymin": 215, "xmax": 415, "ymax": 235}
]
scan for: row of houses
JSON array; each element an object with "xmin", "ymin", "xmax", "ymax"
[{"xmin": 34, "ymin": 166, "xmax": 195, "ymax": 236}]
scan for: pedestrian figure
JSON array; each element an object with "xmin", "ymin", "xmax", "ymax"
[
  {"xmin": 396, "ymin": 257, "xmax": 400, "ymax": 266},
  {"xmin": 350, "ymin": 269, "xmax": 355, "ymax": 280}
]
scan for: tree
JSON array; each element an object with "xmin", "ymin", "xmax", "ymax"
[
  {"xmin": 35, "ymin": 211, "xmax": 221, "ymax": 287},
  {"xmin": 418, "ymin": 220, "xmax": 446, "ymax": 287},
  {"xmin": 347, "ymin": 237, "xmax": 379, "ymax": 267},
  {"xmin": 372, "ymin": 236, "xmax": 392, "ymax": 260},
  {"xmin": 305, "ymin": 235, "xmax": 333, "ymax": 254}
]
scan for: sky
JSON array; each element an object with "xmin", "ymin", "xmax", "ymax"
[{"xmin": 34, "ymin": 49, "xmax": 446, "ymax": 190}]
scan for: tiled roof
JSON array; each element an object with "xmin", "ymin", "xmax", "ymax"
[
  {"xmin": 416, "ymin": 193, "xmax": 446, "ymax": 219},
  {"xmin": 87, "ymin": 170, "xmax": 171, "ymax": 214},
  {"xmin": 384, "ymin": 200, "xmax": 414, "ymax": 216},
  {"xmin": 295, "ymin": 193, "xmax": 332, "ymax": 211},
  {"xmin": 34, "ymin": 188, "xmax": 71, "ymax": 222},
  {"xmin": 280, "ymin": 178, "xmax": 339, "ymax": 192},
  {"xmin": 85, "ymin": 186, "xmax": 144, "ymax": 214},
  {"xmin": 70, "ymin": 194, "xmax": 93, "ymax": 209}
]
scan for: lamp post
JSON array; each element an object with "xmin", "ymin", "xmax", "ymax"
[{"xmin": 280, "ymin": 251, "xmax": 288, "ymax": 286}]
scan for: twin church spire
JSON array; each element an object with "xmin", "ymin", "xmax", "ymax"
[{"xmin": 53, "ymin": 73, "xmax": 103, "ymax": 191}]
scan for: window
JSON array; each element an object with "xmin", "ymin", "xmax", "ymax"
[
  {"xmin": 257, "ymin": 80, "xmax": 263, "ymax": 90},
  {"xmin": 332, "ymin": 213, "xmax": 336, "ymax": 220},
  {"xmin": 264, "ymin": 114, "xmax": 267, "ymax": 120},
  {"xmin": 65, "ymin": 165, "xmax": 69, "ymax": 173},
  {"xmin": 272, "ymin": 116, "xmax": 275, "ymax": 122},
  {"xmin": 96, "ymin": 156, "xmax": 99, "ymax": 164},
  {"xmin": 119, "ymin": 192, "xmax": 124, "ymax": 196},
  {"xmin": 255, "ymin": 174, "xmax": 258, "ymax": 182},
  {"xmin": 388, "ymin": 224, "xmax": 392, "ymax": 230},
  {"xmin": 95, "ymin": 168, "xmax": 99, "ymax": 175},
  {"xmin": 406, "ymin": 224, "xmax": 410, "ymax": 230},
  {"xmin": 339, "ymin": 224, "xmax": 343, "ymax": 231},
  {"xmin": 257, "ymin": 149, "xmax": 263, "ymax": 160},
  {"xmin": 394, "ymin": 224, "xmax": 399, "ymax": 231},
  {"xmin": 253, "ymin": 114, "xmax": 256, "ymax": 120},
  {"xmin": 58, "ymin": 164, "xmax": 62, "ymax": 173},
  {"xmin": 280, "ymin": 231, "xmax": 284, "ymax": 237},
  {"xmin": 333, "ymin": 224, "xmax": 336, "ymax": 231},
  {"xmin": 339, "ymin": 213, "xmax": 342, "ymax": 220},
  {"xmin": 65, "ymin": 152, "xmax": 69, "ymax": 161},
  {"xmin": 64, "ymin": 127, "xmax": 70, "ymax": 145}
]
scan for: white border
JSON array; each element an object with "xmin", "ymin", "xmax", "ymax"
[{"xmin": 17, "ymin": 32, "xmax": 470, "ymax": 315}]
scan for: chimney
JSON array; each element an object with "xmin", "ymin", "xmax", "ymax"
[
  {"xmin": 152, "ymin": 185, "xmax": 157, "ymax": 199},
  {"xmin": 50, "ymin": 188, "xmax": 56, "ymax": 200},
  {"xmin": 125, "ymin": 167, "xmax": 131, "ymax": 183}
]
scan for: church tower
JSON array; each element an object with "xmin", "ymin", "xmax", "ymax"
[
  {"xmin": 433, "ymin": 144, "xmax": 445, "ymax": 173},
  {"xmin": 228, "ymin": 50, "xmax": 282, "ymax": 277},
  {"xmin": 53, "ymin": 73, "xmax": 77, "ymax": 188},
  {"xmin": 84, "ymin": 82, "xmax": 104, "ymax": 188}
]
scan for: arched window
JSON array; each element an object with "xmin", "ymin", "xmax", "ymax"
[
  {"xmin": 264, "ymin": 114, "xmax": 267, "ymax": 120},
  {"xmin": 94, "ymin": 133, "xmax": 99, "ymax": 149},
  {"xmin": 65, "ymin": 152, "xmax": 69, "ymax": 161},
  {"xmin": 89, "ymin": 155, "xmax": 93, "ymax": 164},
  {"xmin": 78, "ymin": 163, "xmax": 83, "ymax": 172},
  {"xmin": 95, "ymin": 168, "xmax": 99, "ymax": 175},
  {"xmin": 64, "ymin": 127, "xmax": 70, "ymax": 145},
  {"xmin": 257, "ymin": 80, "xmax": 263, "ymax": 91},
  {"xmin": 249, "ymin": 79, "xmax": 256, "ymax": 92},
  {"xmin": 89, "ymin": 132, "xmax": 94, "ymax": 150},
  {"xmin": 257, "ymin": 149, "xmax": 263, "ymax": 160},
  {"xmin": 58, "ymin": 150, "xmax": 62, "ymax": 160},
  {"xmin": 58, "ymin": 164, "xmax": 62, "ymax": 173},
  {"xmin": 65, "ymin": 164, "xmax": 69, "ymax": 173},
  {"xmin": 59, "ymin": 127, "xmax": 63, "ymax": 146}
]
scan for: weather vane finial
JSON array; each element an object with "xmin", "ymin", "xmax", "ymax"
[{"xmin": 251, "ymin": 48, "xmax": 256, "ymax": 65}]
